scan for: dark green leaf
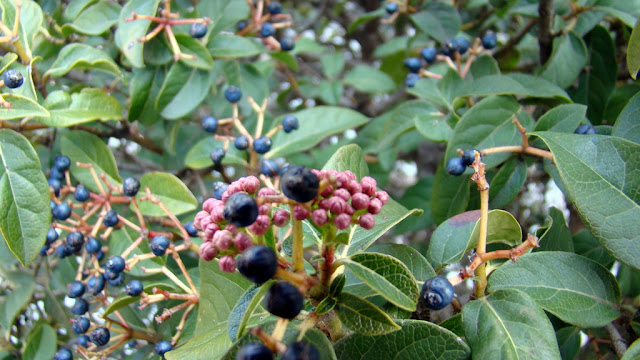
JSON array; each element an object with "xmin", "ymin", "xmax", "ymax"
[
  {"xmin": 22, "ymin": 323, "xmax": 57, "ymax": 360},
  {"xmin": 488, "ymin": 157, "xmax": 526, "ymax": 209},
  {"xmin": 156, "ymin": 62, "xmax": 212, "ymax": 120},
  {"xmin": 556, "ymin": 327, "xmax": 581, "ymax": 360},
  {"xmin": 535, "ymin": 207, "xmax": 575, "ymax": 252},
  {"xmin": 36, "ymin": 89, "xmax": 122, "ymax": 127},
  {"xmin": 431, "ymin": 161, "xmax": 470, "ymax": 225},
  {"xmin": 197, "ymin": 0, "xmax": 250, "ymax": 37},
  {"xmin": 129, "ymin": 68, "xmax": 164, "ymax": 124},
  {"xmin": 392, "ymin": 177, "xmax": 434, "ymax": 234},
  {"xmin": 321, "ymin": 53, "xmax": 345, "ymax": 79},
  {"xmin": 455, "ymin": 74, "xmax": 571, "ymax": 102},
  {"xmin": 175, "ymin": 33, "xmax": 214, "ymax": 70},
  {"xmin": 593, "ymin": 0, "xmax": 640, "ymax": 27},
  {"xmin": 184, "ymin": 136, "xmax": 248, "ymax": 169},
  {"xmin": 623, "ymin": 338, "xmax": 640, "ymax": 360},
  {"xmin": 45, "ymin": 43, "xmax": 121, "ymax": 78},
  {"xmin": 270, "ymin": 51, "xmax": 298, "ymax": 72},
  {"xmin": 0, "ymin": 0, "xmax": 42, "ymax": 59},
  {"xmin": 540, "ymin": 31, "xmax": 588, "ymax": 89},
  {"xmin": 315, "ymin": 296, "xmax": 337, "ymax": 315},
  {"xmin": 613, "ymin": 92, "xmax": 640, "ymax": 144},
  {"xmin": 335, "ymin": 292, "xmax": 400, "ymax": 335},
  {"xmin": 322, "ymin": 144, "xmax": 369, "ymax": 179},
  {"xmin": 109, "ymin": 226, "xmax": 163, "ymax": 277},
  {"xmin": 165, "ymin": 322, "xmax": 230, "ymax": 360},
  {"xmin": 573, "ymin": 229, "xmax": 614, "ymax": 268},
  {"xmin": 343, "ymin": 65, "xmax": 395, "ymax": 94},
  {"xmin": 208, "ymin": 34, "xmax": 265, "ymax": 58},
  {"xmin": 0, "ymin": 94, "xmax": 49, "ymax": 120},
  {"xmin": 439, "ymin": 313, "xmax": 464, "ymax": 338},
  {"xmin": 367, "ymin": 244, "xmax": 435, "ymax": 281},
  {"xmin": 628, "ymin": 17, "xmax": 640, "ymax": 79},
  {"xmin": 617, "ymin": 263, "xmax": 640, "ymax": 298},
  {"xmin": 227, "ymin": 281, "xmax": 273, "ymax": 341},
  {"xmin": 410, "ymin": 2, "xmax": 461, "ymax": 43},
  {"xmin": 115, "ymin": 0, "xmax": 162, "ymax": 68},
  {"xmin": 347, "ymin": 8, "xmax": 384, "ymax": 34},
  {"xmin": 0, "ymin": 272, "xmax": 36, "ymax": 332},
  {"xmin": 534, "ymin": 104, "xmax": 587, "ymax": 133},
  {"xmin": 61, "ymin": 0, "xmax": 120, "ymax": 36},
  {"xmin": 134, "ymin": 172, "xmax": 197, "ymax": 216},
  {"xmin": 469, "ymin": 55, "xmax": 501, "ymax": 78}
]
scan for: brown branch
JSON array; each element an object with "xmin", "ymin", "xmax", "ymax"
[
  {"xmin": 494, "ymin": 18, "xmax": 538, "ymax": 60},
  {"xmin": 538, "ymin": 0, "xmax": 554, "ymax": 65}
]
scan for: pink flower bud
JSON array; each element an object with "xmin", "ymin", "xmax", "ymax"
[
  {"xmin": 375, "ymin": 191, "xmax": 389, "ymax": 205},
  {"xmin": 311, "ymin": 169, "xmax": 323, "ymax": 178},
  {"xmin": 311, "ymin": 209, "xmax": 328, "ymax": 226},
  {"xmin": 368, "ymin": 198, "xmax": 382, "ymax": 215},
  {"xmin": 218, "ymin": 255, "xmax": 236, "ymax": 272},
  {"xmin": 234, "ymin": 233, "xmax": 253, "ymax": 251},
  {"xmin": 258, "ymin": 187, "xmax": 278, "ymax": 197},
  {"xmin": 347, "ymin": 180, "xmax": 362, "ymax": 195},
  {"xmin": 200, "ymin": 215, "xmax": 214, "ymax": 230},
  {"xmin": 333, "ymin": 188, "xmax": 350, "ymax": 202},
  {"xmin": 242, "ymin": 176, "xmax": 260, "ymax": 194},
  {"xmin": 360, "ymin": 176, "xmax": 377, "ymax": 197},
  {"xmin": 351, "ymin": 193, "xmax": 370, "ymax": 210},
  {"xmin": 203, "ymin": 198, "xmax": 222, "ymax": 213},
  {"xmin": 204, "ymin": 223, "xmax": 220, "ymax": 241},
  {"xmin": 194, "ymin": 211, "xmax": 210, "ymax": 230},
  {"xmin": 344, "ymin": 204, "xmax": 355, "ymax": 215},
  {"xmin": 359, "ymin": 213, "xmax": 375, "ymax": 229},
  {"xmin": 226, "ymin": 182, "xmax": 242, "ymax": 195},
  {"xmin": 225, "ymin": 224, "xmax": 238, "ymax": 235},
  {"xmin": 336, "ymin": 173, "xmax": 350, "ymax": 187},
  {"xmin": 199, "ymin": 242, "xmax": 217, "ymax": 261},
  {"xmin": 326, "ymin": 170, "xmax": 339, "ymax": 180},
  {"xmin": 293, "ymin": 205, "xmax": 309, "ymax": 221},
  {"xmin": 259, "ymin": 203, "xmax": 273, "ymax": 216},
  {"xmin": 248, "ymin": 215, "xmax": 271, "ymax": 235},
  {"xmin": 210, "ymin": 205, "xmax": 225, "ymax": 223},
  {"xmin": 319, "ymin": 199, "xmax": 330, "ymax": 210},
  {"xmin": 334, "ymin": 213, "xmax": 351, "ymax": 230},
  {"xmin": 344, "ymin": 171, "xmax": 356, "ymax": 181},
  {"xmin": 320, "ymin": 186, "xmax": 333, "ymax": 198},
  {"xmin": 273, "ymin": 209, "xmax": 290, "ymax": 227},
  {"xmin": 328, "ymin": 196, "xmax": 346, "ymax": 214},
  {"xmin": 213, "ymin": 230, "xmax": 233, "ymax": 250}
]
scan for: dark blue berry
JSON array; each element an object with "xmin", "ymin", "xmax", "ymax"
[
  {"xmin": 234, "ymin": 135, "xmax": 250, "ymax": 150},
  {"xmin": 280, "ymin": 37, "xmax": 295, "ymax": 51},
  {"xmin": 123, "ymin": 177, "xmax": 140, "ymax": 197},
  {"xmin": 74, "ymin": 184, "xmax": 90, "ymax": 202},
  {"xmin": 420, "ymin": 46, "xmax": 437, "ymax": 63},
  {"xmin": 189, "ymin": 22, "xmax": 207, "ymax": 39},
  {"xmin": 282, "ymin": 341, "xmax": 320, "ymax": 360},
  {"xmin": 481, "ymin": 31, "xmax": 497, "ymax": 49},
  {"xmin": 76, "ymin": 335, "xmax": 90, "ymax": 348},
  {"xmin": 96, "ymin": 250, "xmax": 105, "ymax": 262},
  {"xmin": 125, "ymin": 280, "xmax": 144, "ymax": 297},
  {"xmin": 71, "ymin": 298, "xmax": 89, "ymax": 315},
  {"xmin": 89, "ymin": 327, "xmax": 110, "ymax": 347},
  {"xmin": 237, "ymin": 342, "xmax": 273, "ymax": 360},
  {"xmin": 260, "ymin": 159, "xmax": 280, "ymax": 177},
  {"xmin": 574, "ymin": 124, "xmax": 596, "ymax": 135},
  {"xmin": 85, "ymin": 237, "xmax": 101, "ymax": 254},
  {"xmin": 184, "ymin": 222, "xmax": 198, "ymax": 237},
  {"xmin": 103, "ymin": 268, "xmax": 118, "ymax": 281},
  {"xmin": 385, "ymin": 2, "xmax": 399, "ymax": 14},
  {"xmin": 260, "ymin": 22, "xmax": 276, "ymax": 38},
  {"xmin": 68, "ymin": 280, "xmax": 86, "ymax": 298},
  {"xmin": 87, "ymin": 274, "xmax": 105, "ymax": 295},
  {"xmin": 66, "ymin": 232, "xmax": 85, "ymax": 252},
  {"xmin": 40, "ymin": 245, "xmax": 49, "ymax": 256},
  {"xmin": 50, "ymin": 200, "xmax": 57, "ymax": 210},
  {"xmin": 49, "ymin": 166, "xmax": 65, "ymax": 181},
  {"xmin": 54, "ymin": 348, "xmax": 73, "ymax": 360},
  {"xmin": 106, "ymin": 256, "xmax": 126, "ymax": 273},
  {"xmin": 253, "ymin": 136, "xmax": 271, "ymax": 154},
  {"xmin": 263, "ymin": 281, "xmax": 304, "ymax": 319},
  {"xmin": 46, "ymin": 228, "xmax": 59, "ymax": 245},
  {"xmin": 461, "ymin": 149, "xmax": 477, "ymax": 167},
  {"xmin": 210, "ymin": 148, "xmax": 226, "ymax": 165},
  {"xmin": 236, "ymin": 20, "xmax": 247, "ymax": 31},
  {"xmin": 213, "ymin": 181, "xmax": 228, "ymax": 200},
  {"xmin": 103, "ymin": 209, "xmax": 119, "ymax": 227},
  {"xmin": 150, "ymin": 235, "xmax": 170, "ymax": 256},
  {"xmin": 403, "ymin": 57, "xmax": 421, "ymax": 73},
  {"xmin": 280, "ymin": 165, "xmax": 319, "ymax": 203},
  {"xmin": 421, "ymin": 275, "xmax": 455, "ymax": 310},
  {"xmin": 282, "ymin": 115, "xmax": 299, "ymax": 133},
  {"xmin": 446, "ymin": 157, "xmax": 466, "ymax": 176},
  {"xmin": 267, "ymin": 1, "xmax": 282, "ymax": 14},
  {"xmin": 107, "ymin": 272, "xmax": 124, "ymax": 287},
  {"xmin": 72, "ymin": 316, "xmax": 91, "ymax": 334},
  {"xmin": 201, "ymin": 116, "xmax": 218, "ymax": 133},
  {"xmin": 56, "ymin": 245, "xmax": 72, "ymax": 258},
  {"xmin": 54, "ymin": 155, "xmax": 71, "ymax": 171},
  {"xmin": 48, "ymin": 178, "xmax": 61, "ymax": 196},
  {"xmin": 224, "ymin": 86, "xmax": 243, "ymax": 103},
  {"xmin": 441, "ymin": 40, "xmax": 458, "ymax": 57},
  {"xmin": 223, "ymin": 192, "xmax": 259, "ymax": 227},
  {"xmin": 454, "ymin": 37, "xmax": 470, "ymax": 55},
  {"xmin": 3, "ymin": 69, "xmax": 23, "ymax": 89},
  {"xmin": 405, "ymin": 73, "xmax": 419, "ymax": 88},
  {"xmin": 155, "ymin": 340, "xmax": 173, "ymax": 357},
  {"xmin": 52, "ymin": 203, "xmax": 71, "ymax": 220},
  {"xmin": 237, "ymin": 245, "xmax": 278, "ymax": 284}
]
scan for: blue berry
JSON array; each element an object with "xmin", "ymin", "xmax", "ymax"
[
  {"xmin": 237, "ymin": 245, "xmax": 278, "ymax": 284},
  {"xmin": 223, "ymin": 192, "xmax": 259, "ymax": 227},
  {"xmin": 253, "ymin": 136, "xmax": 272, "ymax": 154},
  {"xmin": 122, "ymin": 177, "xmax": 140, "ymax": 197},
  {"xmin": 575, "ymin": 124, "xmax": 596, "ymax": 135},
  {"xmin": 125, "ymin": 280, "xmax": 144, "ymax": 297},
  {"xmin": 441, "ymin": 40, "xmax": 458, "ymax": 57},
  {"xmin": 446, "ymin": 157, "xmax": 466, "ymax": 176},
  {"xmin": 201, "ymin": 116, "xmax": 218, "ymax": 133},
  {"xmin": 282, "ymin": 115, "xmax": 299, "ymax": 133},
  {"xmin": 189, "ymin": 22, "xmax": 207, "ymax": 39},
  {"xmin": 106, "ymin": 256, "xmax": 126, "ymax": 273},
  {"xmin": 50, "ymin": 200, "xmax": 57, "ymax": 210},
  {"xmin": 420, "ymin": 46, "xmax": 437, "ymax": 63},
  {"xmin": 184, "ymin": 222, "xmax": 198, "ymax": 237},
  {"xmin": 150, "ymin": 235, "xmax": 170, "ymax": 256},
  {"xmin": 454, "ymin": 37, "xmax": 470, "ymax": 55},
  {"xmin": 385, "ymin": 2, "xmax": 399, "ymax": 14},
  {"xmin": 46, "ymin": 228, "xmax": 59, "ymax": 245},
  {"xmin": 48, "ymin": 178, "xmax": 61, "ymax": 196},
  {"xmin": 68, "ymin": 280, "xmax": 86, "ymax": 298},
  {"xmin": 210, "ymin": 148, "xmax": 226, "ymax": 165},
  {"xmin": 54, "ymin": 155, "xmax": 71, "ymax": 171},
  {"xmin": 54, "ymin": 348, "xmax": 73, "ymax": 360},
  {"xmin": 103, "ymin": 269, "xmax": 118, "ymax": 281},
  {"xmin": 56, "ymin": 245, "xmax": 72, "ymax": 258},
  {"xmin": 224, "ymin": 86, "xmax": 243, "ymax": 103},
  {"xmin": 405, "ymin": 73, "xmax": 419, "ymax": 88},
  {"xmin": 260, "ymin": 159, "xmax": 280, "ymax": 177},
  {"xmin": 280, "ymin": 165, "xmax": 319, "ymax": 203},
  {"xmin": 96, "ymin": 250, "xmax": 104, "ymax": 262},
  {"xmin": 280, "ymin": 37, "xmax": 295, "ymax": 51},
  {"xmin": 103, "ymin": 209, "xmax": 119, "ymax": 227},
  {"xmin": 421, "ymin": 276, "xmax": 455, "ymax": 310},
  {"xmin": 89, "ymin": 327, "xmax": 110, "ymax": 347},
  {"xmin": 40, "ymin": 245, "xmax": 49, "ymax": 256},
  {"xmin": 85, "ymin": 237, "xmax": 101, "ymax": 254},
  {"xmin": 213, "ymin": 181, "xmax": 228, "ymax": 200},
  {"xmin": 74, "ymin": 184, "xmax": 90, "ymax": 202},
  {"xmin": 237, "ymin": 342, "xmax": 273, "ymax": 360},
  {"xmin": 76, "ymin": 335, "xmax": 90, "ymax": 348},
  {"xmin": 403, "ymin": 57, "xmax": 421, "ymax": 73},
  {"xmin": 267, "ymin": 1, "xmax": 282, "ymax": 14},
  {"xmin": 234, "ymin": 135, "xmax": 250, "ymax": 150},
  {"xmin": 49, "ymin": 166, "xmax": 65, "ymax": 180},
  {"xmin": 52, "ymin": 203, "xmax": 71, "ymax": 220},
  {"xmin": 461, "ymin": 149, "xmax": 477, "ymax": 167},
  {"xmin": 263, "ymin": 281, "xmax": 304, "ymax": 319},
  {"xmin": 236, "ymin": 20, "xmax": 247, "ymax": 31},
  {"xmin": 3, "ymin": 69, "xmax": 23, "ymax": 89},
  {"xmin": 481, "ymin": 30, "xmax": 497, "ymax": 49},
  {"xmin": 87, "ymin": 274, "xmax": 105, "ymax": 295},
  {"xmin": 71, "ymin": 298, "xmax": 89, "ymax": 315},
  {"xmin": 260, "ymin": 22, "xmax": 276, "ymax": 37},
  {"xmin": 72, "ymin": 316, "xmax": 91, "ymax": 334},
  {"xmin": 107, "ymin": 272, "xmax": 124, "ymax": 287},
  {"xmin": 282, "ymin": 341, "xmax": 320, "ymax": 360},
  {"xmin": 66, "ymin": 231, "xmax": 84, "ymax": 252},
  {"xmin": 155, "ymin": 340, "xmax": 173, "ymax": 357}
]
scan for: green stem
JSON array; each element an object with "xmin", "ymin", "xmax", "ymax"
[{"xmin": 290, "ymin": 205, "xmax": 304, "ymax": 272}]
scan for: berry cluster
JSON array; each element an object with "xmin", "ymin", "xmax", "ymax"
[
  {"xmin": 235, "ymin": 1, "xmax": 296, "ymax": 52},
  {"xmin": 237, "ymin": 340, "xmax": 320, "ymax": 360},
  {"xmin": 446, "ymin": 149, "xmax": 476, "ymax": 176}
]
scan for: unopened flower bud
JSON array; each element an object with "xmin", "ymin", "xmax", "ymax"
[
  {"xmin": 375, "ymin": 191, "xmax": 389, "ymax": 205},
  {"xmin": 293, "ymin": 205, "xmax": 309, "ymax": 221},
  {"xmin": 311, "ymin": 209, "xmax": 328, "ymax": 226},
  {"xmin": 368, "ymin": 198, "xmax": 382, "ymax": 214},
  {"xmin": 214, "ymin": 230, "xmax": 233, "ymax": 250},
  {"xmin": 335, "ymin": 213, "xmax": 351, "ymax": 230},
  {"xmin": 199, "ymin": 242, "xmax": 217, "ymax": 261},
  {"xmin": 234, "ymin": 233, "xmax": 253, "ymax": 251},
  {"xmin": 351, "ymin": 193, "xmax": 370, "ymax": 210},
  {"xmin": 360, "ymin": 176, "xmax": 377, "ymax": 197},
  {"xmin": 273, "ymin": 209, "xmax": 290, "ymax": 227},
  {"xmin": 359, "ymin": 213, "xmax": 375, "ymax": 229},
  {"xmin": 219, "ymin": 255, "xmax": 236, "ymax": 272},
  {"xmin": 333, "ymin": 188, "xmax": 350, "ymax": 202}
]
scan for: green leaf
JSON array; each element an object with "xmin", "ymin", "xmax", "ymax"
[
  {"xmin": 223, "ymin": 61, "xmax": 269, "ymax": 114},
  {"xmin": 540, "ymin": 31, "xmax": 588, "ymax": 89},
  {"xmin": 593, "ymin": 0, "xmax": 640, "ymax": 28},
  {"xmin": 22, "ymin": 323, "xmax": 57, "ymax": 360},
  {"xmin": 0, "ymin": 129, "xmax": 50, "ymax": 266},
  {"xmin": 0, "ymin": 0, "xmax": 42, "ymax": 59},
  {"xmin": 488, "ymin": 252, "xmax": 621, "ymax": 328},
  {"xmin": 0, "ymin": 94, "xmax": 49, "ymax": 120},
  {"xmin": 573, "ymin": 229, "xmax": 614, "ymax": 268},
  {"xmin": 534, "ymin": 104, "xmax": 587, "ymax": 133},
  {"xmin": 175, "ymin": 33, "xmax": 214, "ymax": 70},
  {"xmin": 334, "ymin": 319, "xmax": 471, "ymax": 360},
  {"xmin": 115, "ymin": 0, "xmax": 162, "ymax": 68},
  {"xmin": 61, "ymin": 0, "xmax": 120, "ymax": 36},
  {"xmin": 35, "ymin": 89, "xmax": 122, "ymax": 127},
  {"xmin": 208, "ymin": 34, "xmax": 265, "ymax": 58},
  {"xmin": 456, "ymin": 74, "xmax": 571, "ymax": 102},
  {"xmin": 341, "ymin": 252, "xmax": 419, "ymax": 311},
  {"xmin": 623, "ymin": 338, "xmax": 640, "ymax": 360},
  {"xmin": 392, "ymin": 177, "xmax": 434, "ymax": 234},
  {"xmin": 431, "ymin": 161, "xmax": 470, "ymax": 225},
  {"xmin": 462, "ymin": 289, "xmax": 562, "ymax": 360},
  {"xmin": 227, "ymin": 281, "xmax": 273, "ymax": 342},
  {"xmin": 316, "ymin": 80, "xmax": 343, "ymax": 105},
  {"xmin": 556, "ymin": 327, "xmax": 581, "ymax": 360},
  {"xmin": 347, "ymin": 8, "xmax": 384, "ymax": 34},
  {"xmin": 156, "ymin": 62, "xmax": 212, "ymax": 120},
  {"xmin": 628, "ymin": 17, "xmax": 640, "ymax": 79},
  {"xmin": 0, "ymin": 53, "xmax": 17, "ymax": 73},
  {"xmin": 535, "ymin": 207, "xmax": 574, "ymax": 252},
  {"xmin": 413, "ymin": 105, "xmax": 452, "ymax": 143},
  {"xmin": 197, "ymin": 0, "xmax": 250, "ymax": 37},
  {"xmin": 488, "ymin": 157, "xmax": 527, "ymax": 209},
  {"xmin": 367, "ymin": 243, "xmax": 436, "ymax": 281},
  {"xmin": 63, "ymin": 0, "xmax": 96, "ymax": 22},
  {"xmin": 410, "ymin": 2, "xmax": 461, "ymax": 43},
  {"xmin": 532, "ymin": 132, "xmax": 640, "ymax": 270},
  {"xmin": 60, "ymin": 130, "xmax": 122, "ymax": 193},
  {"xmin": 185, "ymin": 136, "xmax": 248, "ymax": 169},
  {"xmin": 335, "ymin": 292, "xmax": 400, "ymax": 335},
  {"xmin": 469, "ymin": 55, "xmax": 501, "ymax": 78},
  {"xmin": 315, "ymin": 297, "xmax": 337, "ymax": 315},
  {"xmin": 343, "ymin": 65, "xmax": 395, "ymax": 94},
  {"xmin": 129, "ymin": 68, "xmax": 164, "ymax": 124},
  {"xmin": 613, "ymin": 92, "xmax": 640, "ymax": 144},
  {"xmin": 267, "ymin": 106, "xmax": 368, "ymax": 158},
  {"xmin": 45, "ymin": 43, "xmax": 121, "ymax": 78},
  {"xmin": 322, "ymin": 144, "xmax": 369, "ymax": 180},
  {"xmin": 321, "ymin": 53, "xmax": 345, "ymax": 79},
  {"xmin": 0, "ymin": 272, "xmax": 36, "ymax": 332},
  {"xmin": 270, "ymin": 51, "xmax": 298, "ymax": 72},
  {"xmin": 165, "ymin": 322, "xmax": 231, "ymax": 360},
  {"xmin": 133, "ymin": 172, "xmax": 197, "ymax": 216}
]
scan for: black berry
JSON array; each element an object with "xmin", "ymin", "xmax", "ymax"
[
  {"xmin": 235, "ymin": 135, "xmax": 250, "ymax": 150},
  {"xmin": 237, "ymin": 245, "xmax": 277, "ymax": 284},
  {"xmin": 103, "ymin": 268, "xmax": 118, "ymax": 281},
  {"xmin": 454, "ymin": 37, "xmax": 469, "ymax": 55},
  {"xmin": 201, "ymin": 116, "xmax": 218, "ymax": 133},
  {"xmin": 54, "ymin": 155, "xmax": 71, "ymax": 171},
  {"xmin": 103, "ymin": 209, "xmax": 119, "ymax": 227},
  {"xmin": 280, "ymin": 165, "xmax": 319, "ymax": 203},
  {"xmin": 123, "ymin": 177, "xmax": 140, "ymax": 197},
  {"xmin": 107, "ymin": 272, "xmax": 124, "ymax": 287},
  {"xmin": 420, "ymin": 46, "xmax": 437, "ymax": 63},
  {"xmin": 48, "ymin": 178, "xmax": 61, "ymax": 196},
  {"xmin": 106, "ymin": 256, "xmax": 126, "ymax": 273},
  {"xmin": 54, "ymin": 348, "xmax": 73, "ymax": 360},
  {"xmin": 421, "ymin": 276, "xmax": 455, "ymax": 310},
  {"xmin": 52, "ymin": 203, "xmax": 72, "ymax": 220},
  {"xmin": 446, "ymin": 157, "xmax": 466, "ymax": 176},
  {"xmin": 71, "ymin": 298, "xmax": 89, "ymax": 315},
  {"xmin": 481, "ymin": 30, "xmax": 497, "ymax": 49},
  {"xmin": 461, "ymin": 149, "xmax": 477, "ymax": 167},
  {"xmin": 280, "ymin": 37, "xmax": 295, "ymax": 51},
  {"xmin": 87, "ymin": 274, "xmax": 105, "ymax": 295},
  {"xmin": 236, "ymin": 20, "xmax": 247, "ymax": 31},
  {"xmin": 155, "ymin": 340, "xmax": 173, "ymax": 357},
  {"xmin": 260, "ymin": 22, "xmax": 275, "ymax": 37},
  {"xmin": 225, "ymin": 86, "xmax": 243, "ymax": 103},
  {"xmin": 189, "ymin": 22, "xmax": 207, "ymax": 39},
  {"xmin": 89, "ymin": 326, "xmax": 110, "ymax": 347},
  {"xmin": 72, "ymin": 316, "xmax": 91, "ymax": 334},
  {"xmin": 125, "ymin": 280, "xmax": 144, "ymax": 296},
  {"xmin": 403, "ymin": 57, "xmax": 421, "ymax": 73},
  {"xmin": 223, "ymin": 192, "xmax": 259, "ymax": 227},
  {"xmin": 85, "ymin": 236, "xmax": 101, "ymax": 254},
  {"xmin": 574, "ymin": 124, "xmax": 596, "ymax": 135},
  {"xmin": 441, "ymin": 40, "xmax": 458, "ymax": 57},
  {"xmin": 210, "ymin": 148, "xmax": 226, "ymax": 165},
  {"xmin": 3, "ymin": 69, "xmax": 23, "ymax": 89},
  {"xmin": 56, "ymin": 245, "xmax": 72, "ymax": 258},
  {"xmin": 236, "ymin": 342, "xmax": 273, "ymax": 360},
  {"xmin": 252, "ymin": 136, "xmax": 271, "ymax": 154},
  {"xmin": 76, "ymin": 335, "xmax": 90, "ymax": 348},
  {"xmin": 282, "ymin": 115, "xmax": 299, "ymax": 133},
  {"xmin": 49, "ymin": 166, "xmax": 65, "ymax": 180},
  {"xmin": 68, "ymin": 280, "xmax": 85, "ymax": 298},
  {"xmin": 263, "ymin": 281, "xmax": 304, "ymax": 319},
  {"xmin": 66, "ymin": 231, "xmax": 84, "ymax": 252},
  {"xmin": 74, "ymin": 184, "xmax": 90, "ymax": 202},
  {"xmin": 281, "ymin": 341, "xmax": 320, "ymax": 360},
  {"xmin": 150, "ymin": 235, "xmax": 170, "ymax": 256}
]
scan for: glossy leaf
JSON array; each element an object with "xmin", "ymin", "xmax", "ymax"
[
  {"xmin": 156, "ymin": 62, "xmax": 212, "ymax": 120},
  {"xmin": 115, "ymin": 0, "xmax": 162, "ymax": 68},
  {"xmin": 227, "ymin": 281, "xmax": 273, "ymax": 341},
  {"xmin": 36, "ymin": 89, "xmax": 122, "ymax": 127},
  {"xmin": 392, "ymin": 177, "xmax": 434, "ymax": 234},
  {"xmin": 175, "ymin": 33, "xmax": 214, "ymax": 70},
  {"xmin": 535, "ymin": 207, "xmax": 574, "ymax": 252},
  {"xmin": 322, "ymin": 144, "xmax": 369, "ymax": 179},
  {"xmin": 488, "ymin": 157, "xmax": 527, "ymax": 209},
  {"xmin": 410, "ymin": 2, "xmax": 460, "ymax": 43},
  {"xmin": 455, "ymin": 74, "xmax": 571, "ymax": 102},
  {"xmin": 184, "ymin": 136, "xmax": 248, "ymax": 169},
  {"xmin": 61, "ymin": 0, "xmax": 120, "ymax": 36},
  {"xmin": 622, "ymin": 338, "xmax": 640, "ymax": 360},
  {"xmin": 488, "ymin": 252, "xmax": 620, "ymax": 328},
  {"xmin": 134, "ymin": 172, "xmax": 197, "ymax": 216},
  {"xmin": 208, "ymin": 34, "xmax": 265, "ymax": 58},
  {"xmin": 335, "ymin": 292, "xmax": 400, "ymax": 335},
  {"xmin": 334, "ymin": 319, "xmax": 471, "ymax": 360},
  {"xmin": 0, "ymin": 0, "xmax": 42, "ymax": 59},
  {"xmin": 343, "ymin": 65, "xmax": 395, "ymax": 94},
  {"xmin": 165, "ymin": 322, "xmax": 231, "ymax": 360},
  {"xmin": 613, "ymin": 92, "xmax": 640, "ymax": 144},
  {"xmin": 367, "ymin": 244, "xmax": 435, "ymax": 282},
  {"xmin": 573, "ymin": 229, "xmax": 614, "ymax": 268},
  {"xmin": 0, "ymin": 94, "xmax": 49, "ymax": 120},
  {"xmin": 128, "ymin": 68, "xmax": 164, "ymax": 124},
  {"xmin": 45, "ymin": 43, "xmax": 121, "ymax": 78},
  {"xmin": 532, "ymin": 132, "xmax": 640, "ymax": 269},
  {"xmin": 462, "ymin": 289, "xmax": 562, "ymax": 360},
  {"xmin": 534, "ymin": 104, "xmax": 587, "ymax": 133},
  {"xmin": 540, "ymin": 31, "xmax": 588, "ymax": 89}
]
